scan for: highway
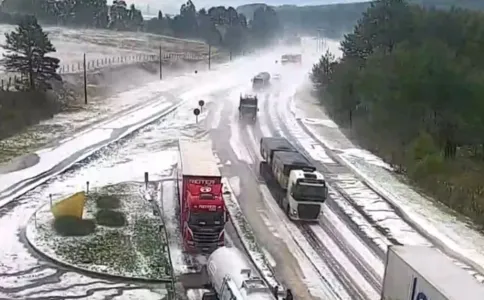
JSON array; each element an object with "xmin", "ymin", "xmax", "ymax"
[{"xmin": 0, "ymin": 39, "xmax": 483, "ymax": 299}]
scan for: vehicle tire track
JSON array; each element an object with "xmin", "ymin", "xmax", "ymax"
[
  {"xmin": 317, "ymin": 220, "xmax": 383, "ymax": 291},
  {"xmin": 261, "ymin": 92, "xmax": 385, "ymax": 297},
  {"xmin": 299, "ymin": 224, "xmax": 368, "ymax": 300},
  {"xmin": 270, "ymin": 94, "xmax": 399, "ymax": 256}
]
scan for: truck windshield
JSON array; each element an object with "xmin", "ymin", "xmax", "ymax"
[
  {"xmin": 292, "ymin": 184, "xmax": 327, "ymax": 202},
  {"xmin": 240, "ymin": 100, "xmax": 257, "ymax": 106},
  {"xmin": 189, "ymin": 211, "xmax": 224, "ymax": 226}
]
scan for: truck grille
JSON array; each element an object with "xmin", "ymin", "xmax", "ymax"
[
  {"xmin": 297, "ymin": 204, "xmax": 321, "ymax": 220},
  {"xmin": 190, "ymin": 225, "xmax": 224, "ymax": 253}
]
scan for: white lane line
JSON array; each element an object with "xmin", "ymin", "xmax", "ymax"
[
  {"xmin": 309, "ymin": 224, "xmax": 380, "ymax": 300},
  {"xmin": 259, "ymin": 185, "xmax": 350, "ymax": 300}
]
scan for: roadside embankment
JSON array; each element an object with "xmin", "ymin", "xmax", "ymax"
[{"xmin": 0, "ymin": 54, "xmax": 220, "ymax": 166}]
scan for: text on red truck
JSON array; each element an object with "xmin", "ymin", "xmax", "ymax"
[
  {"xmin": 188, "ymin": 179, "xmax": 217, "ymax": 185},
  {"xmin": 197, "ymin": 204, "xmax": 217, "ymax": 211}
]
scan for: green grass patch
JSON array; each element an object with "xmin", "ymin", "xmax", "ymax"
[
  {"xmin": 95, "ymin": 195, "xmax": 121, "ymax": 209},
  {"xmin": 133, "ymin": 217, "xmax": 170, "ymax": 279},
  {"xmin": 53, "ymin": 216, "xmax": 96, "ymax": 237},
  {"xmin": 47, "ymin": 182, "xmax": 173, "ymax": 280},
  {"xmin": 95, "ymin": 209, "xmax": 127, "ymax": 227},
  {"xmin": 55, "ymin": 231, "xmax": 137, "ymax": 272}
]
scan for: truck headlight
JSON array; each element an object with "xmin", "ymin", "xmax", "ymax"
[{"xmin": 291, "ymin": 209, "xmax": 297, "ymax": 216}]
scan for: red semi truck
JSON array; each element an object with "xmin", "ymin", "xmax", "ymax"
[{"xmin": 177, "ymin": 139, "xmax": 227, "ymax": 253}]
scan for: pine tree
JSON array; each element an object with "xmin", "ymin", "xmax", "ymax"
[{"xmin": 1, "ymin": 15, "xmax": 61, "ymax": 91}]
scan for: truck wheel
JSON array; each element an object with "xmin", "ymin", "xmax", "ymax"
[{"xmin": 285, "ymin": 204, "xmax": 290, "ymax": 217}]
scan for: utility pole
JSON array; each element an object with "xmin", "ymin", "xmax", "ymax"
[
  {"xmin": 160, "ymin": 45, "xmax": 163, "ymax": 80},
  {"xmin": 317, "ymin": 28, "xmax": 324, "ymax": 52},
  {"xmin": 208, "ymin": 44, "xmax": 211, "ymax": 70},
  {"xmin": 83, "ymin": 53, "xmax": 87, "ymax": 104}
]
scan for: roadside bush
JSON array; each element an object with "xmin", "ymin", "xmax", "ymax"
[
  {"xmin": 408, "ymin": 132, "xmax": 439, "ymax": 161},
  {"xmin": 95, "ymin": 209, "xmax": 127, "ymax": 227},
  {"xmin": 54, "ymin": 216, "xmax": 96, "ymax": 236},
  {"xmin": 95, "ymin": 195, "xmax": 121, "ymax": 209}
]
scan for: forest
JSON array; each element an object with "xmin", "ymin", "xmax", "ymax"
[
  {"xmin": 238, "ymin": 0, "xmax": 484, "ymax": 39},
  {"xmin": 0, "ymin": 0, "xmax": 280, "ymax": 53},
  {"xmin": 312, "ymin": 0, "xmax": 484, "ymax": 226}
]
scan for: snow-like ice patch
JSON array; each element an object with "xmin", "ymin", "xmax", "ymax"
[
  {"xmin": 160, "ymin": 180, "xmax": 193, "ymax": 276},
  {"xmin": 341, "ymin": 155, "xmax": 484, "ymax": 277},
  {"xmin": 0, "ymin": 153, "xmax": 40, "ymax": 174},
  {"xmin": 341, "ymin": 149, "xmax": 393, "ymax": 170},
  {"xmin": 293, "ymin": 90, "xmax": 484, "ymax": 281},
  {"xmin": 229, "ymin": 115, "xmax": 253, "ymax": 164},
  {"xmin": 259, "ymin": 186, "xmax": 349, "ymax": 299},
  {"xmin": 302, "ymin": 118, "xmax": 339, "ymax": 128},
  {"xmin": 275, "ymin": 96, "xmax": 336, "ymax": 165},
  {"xmin": 331, "ymin": 173, "xmax": 430, "ymax": 247},
  {"xmin": 112, "ymin": 288, "xmax": 168, "ymax": 299},
  {"xmin": 322, "ymin": 206, "xmax": 385, "ymax": 279},
  {"xmin": 0, "ymin": 100, "xmax": 178, "ymax": 207},
  {"xmin": 259, "ymin": 185, "xmax": 348, "ymax": 300},
  {"xmin": 222, "ymin": 178, "xmax": 279, "ymax": 288},
  {"xmin": 187, "ymin": 289, "xmax": 211, "ymax": 300},
  {"xmin": 229, "ymin": 176, "xmax": 241, "ymax": 196}
]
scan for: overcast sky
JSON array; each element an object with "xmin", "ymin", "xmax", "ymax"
[{"xmin": 127, "ymin": 0, "xmax": 368, "ymax": 15}]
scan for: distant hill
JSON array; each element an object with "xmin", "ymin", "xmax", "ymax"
[
  {"xmin": 236, "ymin": 3, "xmax": 267, "ymax": 20},
  {"xmin": 410, "ymin": 0, "xmax": 484, "ymax": 10},
  {"xmin": 237, "ymin": 0, "xmax": 484, "ymax": 39}
]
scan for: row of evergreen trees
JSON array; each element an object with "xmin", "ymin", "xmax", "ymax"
[
  {"xmin": 311, "ymin": 0, "xmax": 484, "ymax": 225},
  {"xmin": 0, "ymin": 0, "xmax": 281, "ymax": 52}
]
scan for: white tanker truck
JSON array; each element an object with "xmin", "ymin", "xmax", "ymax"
[{"xmin": 202, "ymin": 247, "xmax": 289, "ymax": 300}]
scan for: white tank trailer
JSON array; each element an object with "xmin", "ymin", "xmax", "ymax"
[{"xmin": 202, "ymin": 247, "xmax": 287, "ymax": 300}]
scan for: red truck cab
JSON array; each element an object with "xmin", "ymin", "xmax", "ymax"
[{"xmin": 177, "ymin": 139, "xmax": 227, "ymax": 253}]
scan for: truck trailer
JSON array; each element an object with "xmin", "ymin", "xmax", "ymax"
[
  {"xmin": 177, "ymin": 139, "xmax": 227, "ymax": 253},
  {"xmin": 259, "ymin": 137, "xmax": 328, "ymax": 221},
  {"xmin": 381, "ymin": 245, "xmax": 484, "ymax": 300},
  {"xmin": 238, "ymin": 94, "xmax": 259, "ymax": 122},
  {"xmin": 252, "ymin": 72, "xmax": 271, "ymax": 90},
  {"xmin": 281, "ymin": 54, "xmax": 302, "ymax": 65},
  {"xmin": 202, "ymin": 246, "xmax": 281, "ymax": 300}
]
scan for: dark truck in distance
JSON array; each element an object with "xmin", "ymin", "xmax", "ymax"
[
  {"xmin": 283, "ymin": 35, "xmax": 301, "ymax": 46},
  {"xmin": 238, "ymin": 94, "xmax": 258, "ymax": 122},
  {"xmin": 252, "ymin": 72, "xmax": 271, "ymax": 90},
  {"xmin": 259, "ymin": 137, "xmax": 328, "ymax": 221},
  {"xmin": 281, "ymin": 54, "xmax": 302, "ymax": 65}
]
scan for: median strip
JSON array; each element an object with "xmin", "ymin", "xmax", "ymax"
[
  {"xmin": 0, "ymin": 99, "xmax": 184, "ymax": 207},
  {"xmin": 222, "ymin": 177, "xmax": 280, "ymax": 288}
]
